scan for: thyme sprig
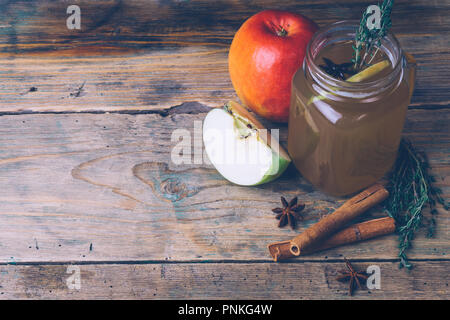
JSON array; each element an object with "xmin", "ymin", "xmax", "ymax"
[
  {"xmin": 353, "ymin": 0, "xmax": 394, "ymax": 70},
  {"xmin": 385, "ymin": 139, "xmax": 449, "ymax": 269}
]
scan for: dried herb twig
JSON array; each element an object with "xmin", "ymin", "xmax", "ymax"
[
  {"xmin": 385, "ymin": 139, "xmax": 449, "ymax": 269},
  {"xmin": 353, "ymin": 0, "xmax": 394, "ymax": 70}
]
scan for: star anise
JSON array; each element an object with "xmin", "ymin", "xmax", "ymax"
[
  {"xmin": 272, "ymin": 196, "xmax": 305, "ymax": 229},
  {"xmin": 336, "ymin": 258, "xmax": 369, "ymax": 296},
  {"xmin": 319, "ymin": 57, "xmax": 357, "ymax": 80}
]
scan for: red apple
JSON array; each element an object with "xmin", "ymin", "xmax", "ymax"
[{"xmin": 229, "ymin": 10, "xmax": 318, "ymax": 122}]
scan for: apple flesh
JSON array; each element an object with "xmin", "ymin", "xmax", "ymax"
[
  {"xmin": 229, "ymin": 10, "xmax": 318, "ymax": 123},
  {"xmin": 203, "ymin": 101, "xmax": 291, "ymax": 186}
]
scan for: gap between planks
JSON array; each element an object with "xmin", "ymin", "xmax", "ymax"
[
  {"xmin": 0, "ymin": 103, "xmax": 449, "ymax": 118},
  {"xmin": 1, "ymin": 258, "xmax": 449, "ymax": 266}
]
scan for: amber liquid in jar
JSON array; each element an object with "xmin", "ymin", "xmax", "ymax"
[{"xmin": 288, "ymin": 39, "xmax": 412, "ymax": 196}]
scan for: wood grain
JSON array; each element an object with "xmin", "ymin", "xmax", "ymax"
[
  {"xmin": 0, "ymin": 108, "xmax": 447, "ymax": 263},
  {"xmin": 0, "ymin": 261, "xmax": 447, "ymax": 299},
  {"xmin": 0, "ymin": 0, "xmax": 448, "ymax": 299},
  {"xmin": 0, "ymin": 0, "xmax": 448, "ymax": 112}
]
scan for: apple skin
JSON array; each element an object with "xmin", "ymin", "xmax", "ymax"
[{"xmin": 229, "ymin": 10, "xmax": 318, "ymax": 122}]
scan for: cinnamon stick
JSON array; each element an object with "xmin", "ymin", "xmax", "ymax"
[
  {"xmin": 289, "ymin": 184, "xmax": 389, "ymax": 256},
  {"xmin": 267, "ymin": 217, "xmax": 396, "ymax": 261}
]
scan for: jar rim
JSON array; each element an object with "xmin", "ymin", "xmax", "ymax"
[{"xmin": 305, "ymin": 20, "xmax": 403, "ymax": 95}]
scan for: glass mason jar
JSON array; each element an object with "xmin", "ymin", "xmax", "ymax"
[{"xmin": 288, "ymin": 21, "xmax": 416, "ymax": 196}]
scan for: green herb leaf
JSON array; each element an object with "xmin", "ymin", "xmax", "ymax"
[
  {"xmin": 385, "ymin": 139, "xmax": 449, "ymax": 269},
  {"xmin": 353, "ymin": 0, "xmax": 394, "ymax": 70}
]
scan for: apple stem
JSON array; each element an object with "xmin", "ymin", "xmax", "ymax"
[{"xmin": 276, "ymin": 25, "xmax": 288, "ymax": 37}]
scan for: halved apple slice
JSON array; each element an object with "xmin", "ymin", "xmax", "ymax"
[{"xmin": 203, "ymin": 101, "xmax": 291, "ymax": 186}]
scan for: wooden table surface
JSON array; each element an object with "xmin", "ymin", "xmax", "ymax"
[{"xmin": 0, "ymin": 0, "xmax": 448, "ymax": 299}]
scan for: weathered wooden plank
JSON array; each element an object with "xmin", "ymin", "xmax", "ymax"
[
  {"xmin": 0, "ymin": 0, "xmax": 448, "ymax": 112},
  {"xmin": 0, "ymin": 261, "xmax": 448, "ymax": 299},
  {"xmin": 1, "ymin": 0, "xmax": 448, "ymax": 49},
  {"xmin": 0, "ymin": 108, "xmax": 448, "ymax": 263}
]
